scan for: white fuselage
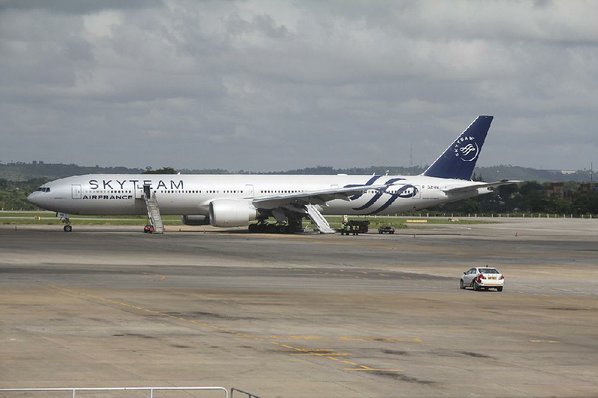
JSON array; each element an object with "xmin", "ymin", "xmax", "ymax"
[{"xmin": 27, "ymin": 173, "xmax": 486, "ymax": 216}]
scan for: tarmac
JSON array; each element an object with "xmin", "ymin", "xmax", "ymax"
[{"xmin": 1, "ymin": 218, "xmax": 598, "ymax": 397}]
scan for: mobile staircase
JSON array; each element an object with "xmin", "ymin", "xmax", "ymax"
[
  {"xmin": 143, "ymin": 185, "xmax": 164, "ymax": 234},
  {"xmin": 305, "ymin": 204, "xmax": 335, "ymax": 234}
]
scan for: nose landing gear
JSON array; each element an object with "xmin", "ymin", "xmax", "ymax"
[{"xmin": 57, "ymin": 212, "xmax": 72, "ymax": 232}]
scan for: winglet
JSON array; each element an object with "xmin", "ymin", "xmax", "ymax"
[{"xmin": 422, "ymin": 116, "xmax": 493, "ymax": 180}]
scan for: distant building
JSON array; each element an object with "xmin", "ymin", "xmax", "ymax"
[
  {"xmin": 578, "ymin": 183, "xmax": 598, "ymax": 193},
  {"xmin": 544, "ymin": 182, "xmax": 565, "ymax": 198}
]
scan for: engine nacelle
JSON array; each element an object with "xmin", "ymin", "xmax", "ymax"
[
  {"xmin": 181, "ymin": 215, "xmax": 210, "ymax": 226},
  {"xmin": 209, "ymin": 199, "xmax": 257, "ymax": 227}
]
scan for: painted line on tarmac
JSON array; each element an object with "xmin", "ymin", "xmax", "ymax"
[
  {"xmin": 271, "ymin": 341, "xmax": 405, "ymax": 373},
  {"xmin": 339, "ymin": 336, "xmax": 423, "ymax": 344},
  {"xmin": 346, "ymin": 367, "xmax": 404, "ymax": 372},
  {"xmin": 272, "ymin": 341, "xmax": 367, "ymax": 370}
]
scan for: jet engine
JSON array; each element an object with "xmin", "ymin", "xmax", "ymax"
[
  {"xmin": 209, "ymin": 199, "xmax": 258, "ymax": 227},
  {"xmin": 181, "ymin": 215, "xmax": 210, "ymax": 225}
]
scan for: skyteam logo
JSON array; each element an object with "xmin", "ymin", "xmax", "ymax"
[{"xmin": 453, "ymin": 136, "xmax": 479, "ymax": 162}]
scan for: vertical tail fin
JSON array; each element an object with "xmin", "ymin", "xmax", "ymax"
[{"xmin": 422, "ymin": 115, "xmax": 493, "ymax": 180}]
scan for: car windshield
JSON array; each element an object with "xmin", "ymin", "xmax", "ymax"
[{"xmin": 479, "ymin": 268, "xmax": 499, "ymax": 274}]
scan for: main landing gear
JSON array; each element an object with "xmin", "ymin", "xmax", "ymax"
[
  {"xmin": 248, "ymin": 216, "xmax": 304, "ymax": 234},
  {"xmin": 249, "ymin": 223, "xmax": 291, "ymax": 233}
]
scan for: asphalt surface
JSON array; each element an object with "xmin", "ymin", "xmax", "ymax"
[{"xmin": 1, "ymin": 219, "xmax": 598, "ymax": 397}]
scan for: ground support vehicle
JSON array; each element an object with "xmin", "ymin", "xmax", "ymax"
[
  {"xmin": 340, "ymin": 224, "xmax": 360, "ymax": 235},
  {"xmin": 345, "ymin": 220, "xmax": 369, "ymax": 233},
  {"xmin": 378, "ymin": 225, "xmax": 395, "ymax": 234}
]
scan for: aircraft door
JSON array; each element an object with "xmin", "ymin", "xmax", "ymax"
[
  {"xmin": 245, "ymin": 184, "xmax": 254, "ymax": 198},
  {"xmin": 143, "ymin": 184, "xmax": 151, "ymax": 199},
  {"xmin": 71, "ymin": 184, "xmax": 82, "ymax": 199}
]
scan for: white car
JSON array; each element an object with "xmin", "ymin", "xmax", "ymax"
[{"xmin": 460, "ymin": 266, "xmax": 504, "ymax": 292}]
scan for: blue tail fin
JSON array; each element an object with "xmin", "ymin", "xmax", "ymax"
[{"xmin": 422, "ymin": 115, "xmax": 493, "ymax": 180}]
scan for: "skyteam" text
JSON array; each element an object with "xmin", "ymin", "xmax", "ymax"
[{"xmin": 88, "ymin": 179, "xmax": 184, "ymax": 190}]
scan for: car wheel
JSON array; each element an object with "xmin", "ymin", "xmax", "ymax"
[
  {"xmin": 459, "ymin": 279, "xmax": 465, "ymax": 289},
  {"xmin": 496, "ymin": 287, "xmax": 503, "ymax": 292},
  {"xmin": 473, "ymin": 281, "xmax": 480, "ymax": 291}
]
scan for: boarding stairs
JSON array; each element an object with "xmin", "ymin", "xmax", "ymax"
[
  {"xmin": 305, "ymin": 204, "xmax": 335, "ymax": 234},
  {"xmin": 144, "ymin": 189, "xmax": 164, "ymax": 234}
]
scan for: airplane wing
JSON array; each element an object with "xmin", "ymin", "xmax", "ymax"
[
  {"xmin": 251, "ymin": 184, "xmax": 388, "ymax": 209},
  {"xmin": 443, "ymin": 180, "xmax": 521, "ymax": 194}
]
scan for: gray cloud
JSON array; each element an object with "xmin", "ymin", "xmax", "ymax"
[
  {"xmin": 1, "ymin": 0, "xmax": 597, "ymax": 171},
  {"xmin": 0, "ymin": 0, "xmax": 162, "ymax": 14}
]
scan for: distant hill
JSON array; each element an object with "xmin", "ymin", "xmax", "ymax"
[
  {"xmin": 259, "ymin": 166, "xmax": 426, "ymax": 176},
  {"xmin": 0, "ymin": 162, "xmax": 143, "ymax": 181},
  {"xmin": 0, "ymin": 161, "xmax": 594, "ymax": 183},
  {"xmin": 476, "ymin": 165, "xmax": 593, "ymax": 183}
]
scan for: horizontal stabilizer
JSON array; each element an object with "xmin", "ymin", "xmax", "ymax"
[{"xmin": 443, "ymin": 180, "xmax": 520, "ymax": 194}]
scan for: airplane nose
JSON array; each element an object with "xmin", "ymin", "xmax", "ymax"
[{"xmin": 27, "ymin": 192, "xmax": 40, "ymax": 206}]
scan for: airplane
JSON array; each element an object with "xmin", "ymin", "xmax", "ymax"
[{"xmin": 27, "ymin": 115, "xmax": 516, "ymax": 234}]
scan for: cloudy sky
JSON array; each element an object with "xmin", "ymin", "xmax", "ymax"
[{"xmin": 1, "ymin": 0, "xmax": 597, "ymax": 171}]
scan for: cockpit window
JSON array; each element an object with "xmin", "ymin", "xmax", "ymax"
[{"xmin": 37, "ymin": 187, "xmax": 51, "ymax": 193}]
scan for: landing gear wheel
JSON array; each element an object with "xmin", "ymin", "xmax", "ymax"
[{"xmin": 63, "ymin": 225, "xmax": 72, "ymax": 232}]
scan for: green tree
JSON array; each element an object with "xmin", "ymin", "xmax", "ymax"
[{"xmin": 143, "ymin": 167, "xmax": 178, "ymax": 174}]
